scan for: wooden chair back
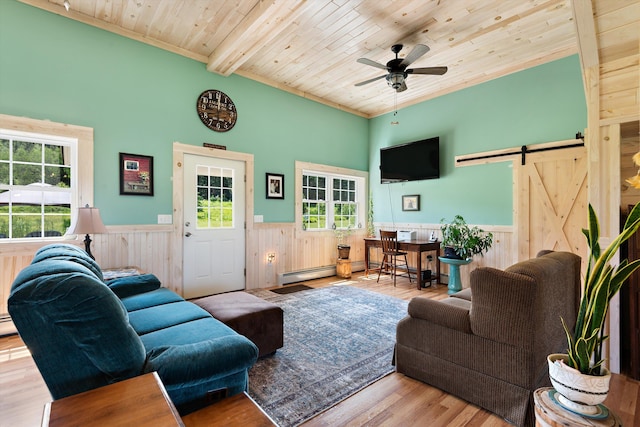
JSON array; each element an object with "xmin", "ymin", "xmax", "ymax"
[{"xmin": 380, "ymin": 230, "xmax": 399, "ymax": 254}]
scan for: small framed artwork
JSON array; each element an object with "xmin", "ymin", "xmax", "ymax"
[
  {"xmin": 120, "ymin": 152, "xmax": 154, "ymax": 196},
  {"xmin": 266, "ymin": 173, "xmax": 284, "ymax": 199},
  {"xmin": 402, "ymin": 195, "xmax": 420, "ymax": 211}
]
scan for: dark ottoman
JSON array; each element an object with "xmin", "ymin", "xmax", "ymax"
[{"xmin": 193, "ymin": 292, "xmax": 283, "ymax": 358}]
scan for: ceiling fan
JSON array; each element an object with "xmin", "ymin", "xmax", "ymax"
[{"xmin": 355, "ymin": 44, "xmax": 447, "ymax": 92}]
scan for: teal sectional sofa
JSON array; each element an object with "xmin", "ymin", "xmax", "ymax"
[{"xmin": 8, "ymin": 244, "xmax": 258, "ymax": 414}]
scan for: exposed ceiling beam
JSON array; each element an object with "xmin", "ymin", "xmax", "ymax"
[
  {"xmin": 206, "ymin": 0, "xmax": 310, "ymax": 76},
  {"xmin": 571, "ymin": 0, "xmax": 599, "ymax": 70}
]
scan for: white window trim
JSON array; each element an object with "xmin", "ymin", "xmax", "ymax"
[
  {"xmin": 295, "ymin": 160, "xmax": 368, "ymax": 232},
  {"xmin": 0, "ymin": 114, "xmax": 94, "ymax": 251}
]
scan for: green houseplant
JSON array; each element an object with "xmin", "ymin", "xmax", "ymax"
[
  {"xmin": 562, "ymin": 202, "xmax": 640, "ymax": 374},
  {"xmin": 366, "ymin": 193, "xmax": 375, "ymax": 238},
  {"xmin": 440, "ymin": 215, "xmax": 493, "ymax": 259},
  {"xmin": 548, "ymin": 202, "xmax": 640, "ymax": 412},
  {"xmin": 334, "ymin": 225, "xmax": 354, "ymax": 259}
]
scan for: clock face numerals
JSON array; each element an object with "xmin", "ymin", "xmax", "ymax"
[{"xmin": 197, "ymin": 90, "xmax": 237, "ymax": 132}]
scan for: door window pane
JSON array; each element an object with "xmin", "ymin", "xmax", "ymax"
[{"xmin": 196, "ymin": 166, "xmax": 234, "ymax": 229}]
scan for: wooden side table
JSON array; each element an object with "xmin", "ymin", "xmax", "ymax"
[
  {"xmin": 336, "ymin": 258, "xmax": 352, "ymax": 278},
  {"xmin": 42, "ymin": 372, "xmax": 183, "ymax": 427},
  {"xmin": 182, "ymin": 392, "xmax": 276, "ymax": 427},
  {"xmin": 533, "ymin": 387, "xmax": 622, "ymax": 427}
]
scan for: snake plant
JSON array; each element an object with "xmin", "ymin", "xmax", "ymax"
[{"xmin": 562, "ymin": 202, "xmax": 640, "ymax": 375}]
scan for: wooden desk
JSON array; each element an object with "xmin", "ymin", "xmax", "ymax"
[
  {"xmin": 364, "ymin": 238, "xmax": 441, "ymax": 290},
  {"xmin": 182, "ymin": 392, "xmax": 276, "ymax": 427},
  {"xmin": 43, "ymin": 372, "xmax": 183, "ymax": 427}
]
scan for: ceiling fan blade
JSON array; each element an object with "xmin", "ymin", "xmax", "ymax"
[
  {"xmin": 356, "ymin": 57, "xmax": 389, "ymax": 70},
  {"xmin": 354, "ymin": 74, "xmax": 387, "ymax": 87},
  {"xmin": 396, "ymin": 81, "xmax": 408, "ymax": 92},
  {"xmin": 399, "ymin": 44, "xmax": 430, "ymax": 67},
  {"xmin": 407, "ymin": 66, "xmax": 448, "ymax": 75}
]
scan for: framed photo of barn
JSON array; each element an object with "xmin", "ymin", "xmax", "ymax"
[{"xmin": 119, "ymin": 152, "xmax": 154, "ymax": 196}]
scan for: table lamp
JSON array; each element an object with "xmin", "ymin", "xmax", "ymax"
[{"xmin": 67, "ymin": 204, "xmax": 108, "ymax": 260}]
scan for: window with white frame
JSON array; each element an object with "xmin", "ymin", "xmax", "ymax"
[
  {"xmin": 0, "ymin": 130, "xmax": 76, "ymax": 240},
  {"xmin": 301, "ymin": 167, "xmax": 365, "ymax": 231}
]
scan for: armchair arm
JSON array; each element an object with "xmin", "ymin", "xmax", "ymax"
[
  {"xmin": 407, "ymin": 296, "xmax": 472, "ymax": 333},
  {"xmin": 107, "ymin": 274, "xmax": 161, "ymax": 298},
  {"xmin": 143, "ymin": 335, "xmax": 259, "ymax": 385}
]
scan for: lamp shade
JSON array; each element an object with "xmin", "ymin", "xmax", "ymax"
[{"xmin": 67, "ymin": 205, "xmax": 108, "ymax": 235}]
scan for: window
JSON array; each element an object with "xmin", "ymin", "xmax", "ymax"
[
  {"xmin": 0, "ymin": 130, "xmax": 76, "ymax": 240},
  {"xmin": 302, "ymin": 173, "xmax": 326, "ymax": 229},
  {"xmin": 298, "ymin": 161, "xmax": 367, "ymax": 232},
  {"xmin": 196, "ymin": 165, "xmax": 234, "ymax": 228}
]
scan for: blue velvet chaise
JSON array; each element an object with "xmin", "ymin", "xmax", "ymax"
[{"xmin": 8, "ymin": 243, "xmax": 258, "ymax": 414}]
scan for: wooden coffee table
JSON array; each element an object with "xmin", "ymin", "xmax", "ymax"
[
  {"xmin": 42, "ymin": 372, "xmax": 275, "ymax": 427},
  {"xmin": 43, "ymin": 372, "xmax": 183, "ymax": 427}
]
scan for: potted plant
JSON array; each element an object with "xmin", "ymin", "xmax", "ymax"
[
  {"xmin": 334, "ymin": 225, "xmax": 354, "ymax": 259},
  {"xmin": 440, "ymin": 215, "xmax": 493, "ymax": 259},
  {"xmin": 366, "ymin": 193, "xmax": 375, "ymax": 238},
  {"xmin": 548, "ymin": 202, "xmax": 640, "ymax": 414}
]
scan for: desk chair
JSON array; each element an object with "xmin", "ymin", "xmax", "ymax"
[{"xmin": 377, "ymin": 230, "xmax": 412, "ymax": 286}]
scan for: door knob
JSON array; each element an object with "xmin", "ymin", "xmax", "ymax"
[{"xmin": 185, "ymin": 232, "xmax": 192, "ymax": 237}]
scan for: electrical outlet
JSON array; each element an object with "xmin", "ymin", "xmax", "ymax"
[{"xmin": 157, "ymin": 214, "xmax": 172, "ymax": 224}]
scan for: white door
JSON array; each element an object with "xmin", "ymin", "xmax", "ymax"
[{"xmin": 183, "ymin": 153, "xmax": 245, "ymax": 299}]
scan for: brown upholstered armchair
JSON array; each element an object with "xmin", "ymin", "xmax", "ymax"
[{"xmin": 394, "ymin": 251, "xmax": 581, "ymax": 426}]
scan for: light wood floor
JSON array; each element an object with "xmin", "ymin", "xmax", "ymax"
[{"xmin": 0, "ymin": 273, "xmax": 638, "ymax": 426}]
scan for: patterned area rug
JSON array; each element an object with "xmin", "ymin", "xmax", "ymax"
[{"xmin": 246, "ymin": 286, "xmax": 408, "ymax": 427}]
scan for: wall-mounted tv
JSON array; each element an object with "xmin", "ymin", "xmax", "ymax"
[{"xmin": 380, "ymin": 137, "xmax": 440, "ymax": 183}]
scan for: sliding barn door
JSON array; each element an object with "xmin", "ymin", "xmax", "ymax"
[{"xmin": 514, "ymin": 145, "xmax": 588, "ymax": 264}]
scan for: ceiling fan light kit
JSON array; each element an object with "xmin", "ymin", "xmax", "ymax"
[{"xmin": 355, "ymin": 44, "xmax": 447, "ymax": 93}]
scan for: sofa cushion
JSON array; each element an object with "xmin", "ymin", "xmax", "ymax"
[
  {"xmin": 120, "ymin": 287, "xmax": 185, "ymax": 312},
  {"xmin": 451, "ymin": 288, "xmax": 472, "ymax": 301},
  {"xmin": 128, "ymin": 301, "xmax": 211, "ymax": 335},
  {"xmin": 107, "ymin": 274, "xmax": 162, "ymax": 299},
  {"xmin": 139, "ymin": 317, "xmax": 239, "ymax": 349}
]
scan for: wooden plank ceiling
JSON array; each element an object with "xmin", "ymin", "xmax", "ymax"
[{"xmin": 20, "ymin": 0, "xmax": 578, "ymax": 118}]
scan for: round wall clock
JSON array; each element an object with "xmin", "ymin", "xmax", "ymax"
[{"xmin": 196, "ymin": 89, "xmax": 237, "ymax": 132}]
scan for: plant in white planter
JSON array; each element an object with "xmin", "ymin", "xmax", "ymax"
[
  {"xmin": 548, "ymin": 202, "xmax": 640, "ymax": 413},
  {"xmin": 440, "ymin": 215, "xmax": 493, "ymax": 259}
]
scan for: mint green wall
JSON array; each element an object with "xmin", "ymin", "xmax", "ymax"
[
  {"xmin": 1, "ymin": 2, "xmax": 586, "ymax": 228},
  {"xmin": 0, "ymin": 1, "xmax": 368, "ymax": 225},
  {"xmin": 369, "ymin": 55, "xmax": 587, "ymax": 225}
]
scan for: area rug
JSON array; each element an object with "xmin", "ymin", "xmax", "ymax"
[
  {"xmin": 270, "ymin": 284, "xmax": 314, "ymax": 294},
  {"xmin": 246, "ymin": 285, "xmax": 408, "ymax": 427}
]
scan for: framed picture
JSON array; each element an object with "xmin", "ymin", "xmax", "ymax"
[
  {"xmin": 402, "ymin": 195, "xmax": 420, "ymax": 211},
  {"xmin": 119, "ymin": 152, "xmax": 154, "ymax": 196},
  {"xmin": 266, "ymin": 173, "xmax": 284, "ymax": 199}
]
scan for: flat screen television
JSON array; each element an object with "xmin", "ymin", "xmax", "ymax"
[{"xmin": 380, "ymin": 137, "xmax": 440, "ymax": 183}]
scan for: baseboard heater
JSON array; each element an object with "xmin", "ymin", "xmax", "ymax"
[{"xmin": 277, "ymin": 261, "xmax": 365, "ymax": 286}]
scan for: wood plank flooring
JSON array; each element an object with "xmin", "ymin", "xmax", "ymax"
[{"xmin": 0, "ymin": 273, "xmax": 638, "ymax": 426}]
